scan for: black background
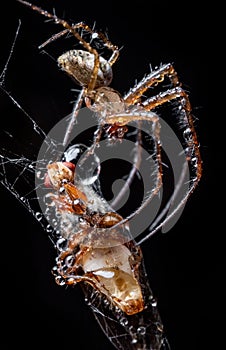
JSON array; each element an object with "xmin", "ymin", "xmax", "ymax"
[{"xmin": 0, "ymin": 1, "xmax": 223, "ymax": 349}]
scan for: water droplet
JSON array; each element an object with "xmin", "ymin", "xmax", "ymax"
[
  {"xmin": 55, "ymin": 276, "xmax": 65, "ymax": 286},
  {"xmin": 59, "ymin": 186, "xmax": 65, "ymax": 194},
  {"xmin": 137, "ymin": 326, "xmax": 146, "ymax": 335},
  {"xmin": 66, "ymin": 277, "xmax": 75, "ymax": 285},
  {"xmin": 35, "ymin": 212, "xmax": 43, "ymax": 221},
  {"xmin": 51, "ymin": 266, "xmax": 57, "ymax": 274},
  {"xmin": 151, "ymin": 298, "xmax": 157, "ymax": 307},
  {"xmin": 52, "ymin": 219, "xmax": 58, "ymax": 226},
  {"xmin": 44, "ymin": 193, "xmax": 54, "ymax": 206},
  {"xmin": 184, "ymin": 127, "xmax": 191, "ymax": 135},
  {"xmin": 65, "ymin": 255, "xmax": 74, "ymax": 267},
  {"xmin": 45, "ymin": 207, "xmax": 50, "ymax": 214},
  {"xmin": 129, "ymin": 325, "xmax": 135, "ymax": 332},
  {"xmin": 36, "ymin": 170, "xmax": 41, "ymax": 178},
  {"xmin": 56, "ymin": 237, "xmax": 67, "ymax": 251},
  {"xmin": 46, "ymin": 224, "xmax": 53, "ymax": 233},
  {"xmin": 120, "ymin": 317, "xmax": 128, "ymax": 326},
  {"xmin": 156, "ymin": 322, "xmax": 164, "ymax": 332},
  {"xmin": 115, "ymin": 306, "xmax": 121, "ymax": 314}
]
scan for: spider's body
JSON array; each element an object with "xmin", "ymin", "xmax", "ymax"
[
  {"xmin": 58, "ymin": 49, "xmax": 113, "ymax": 89},
  {"xmin": 58, "ymin": 48, "xmax": 131, "ymax": 142},
  {"xmin": 17, "ymin": 2, "xmax": 202, "ymax": 179}
]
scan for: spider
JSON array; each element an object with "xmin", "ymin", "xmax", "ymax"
[
  {"xmin": 14, "ymin": 1, "xmax": 202, "ymax": 349},
  {"xmin": 18, "ymin": 0, "xmax": 202, "ymax": 236}
]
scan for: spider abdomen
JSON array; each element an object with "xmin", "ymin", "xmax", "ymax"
[{"xmin": 58, "ymin": 49, "xmax": 113, "ymax": 88}]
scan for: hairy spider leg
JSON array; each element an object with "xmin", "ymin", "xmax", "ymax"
[
  {"xmin": 142, "ymin": 86, "xmax": 202, "ymax": 175},
  {"xmin": 17, "ymin": 0, "xmax": 119, "ymax": 91},
  {"xmin": 108, "ymin": 66, "xmax": 202, "ymax": 242},
  {"xmin": 136, "ymin": 86, "xmax": 202, "ymax": 243},
  {"xmin": 124, "ymin": 63, "xmax": 180, "ymax": 105},
  {"xmin": 123, "ymin": 63, "xmax": 202, "ymax": 186},
  {"xmin": 92, "ymin": 65, "xmax": 180, "ymax": 212},
  {"xmin": 123, "ymin": 62, "xmax": 202, "ymax": 178},
  {"xmin": 38, "ymin": 24, "xmax": 119, "ymax": 66},
  {"xmin": 135, "ymin": 86, "xmax": 202, "ymax": 244},
  {"xmin": 110, "ymin": 126, "xmax": 143, "ymax": 209},
  {"xmin": 104, "ymin": 111, "xmax": 163, "ymax": 228}
]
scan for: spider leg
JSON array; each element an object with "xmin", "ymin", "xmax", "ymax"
[
  {"xmin": 18, "ymin": 1, "xmax": 119, "ymax": 91},
  {"xmin": 110, "ymin": 125, "xmax": 143, "ymax": 209},
  {"xmin": 136, "ymin": 86, "xmax": 202, "ymax": 244},
  {"xmin": 18, "ymin": 0, "xmax": 120, "ymax": 149},
  {"xmin": 38, "ymin": 27, "xmax": 119, "ymax": 66},
  {"xmin": 38, "ymin": 29, "xmax": 68, "ymax": 49},
  {"xmin": 61, "ymin": 88, "xmax": 85, "ymax": 148},
  {"xmin": 112, "ymin": 86, "xmax": 202, "ymax": 243},
  {"xmin": 17, "ymin": 0, "xmax": 99, "ymax": 91},
  {"xmin": 142, "ymin": 86, "xmax": 202, "ymax": 182},
  {"xmin": 104, "ymin": 110, "xmax": 163, "ymax": 224},
  {"xmin": 123, "ymin": 64, "xmax": 202, "ymax": 183},
  {"xmin": 124, "ymin": 63, "xmax": 180, "ymax": 105},
  {"xmin": 79, "ymin": 123, "xmax": 104, "ymax": 167}
]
